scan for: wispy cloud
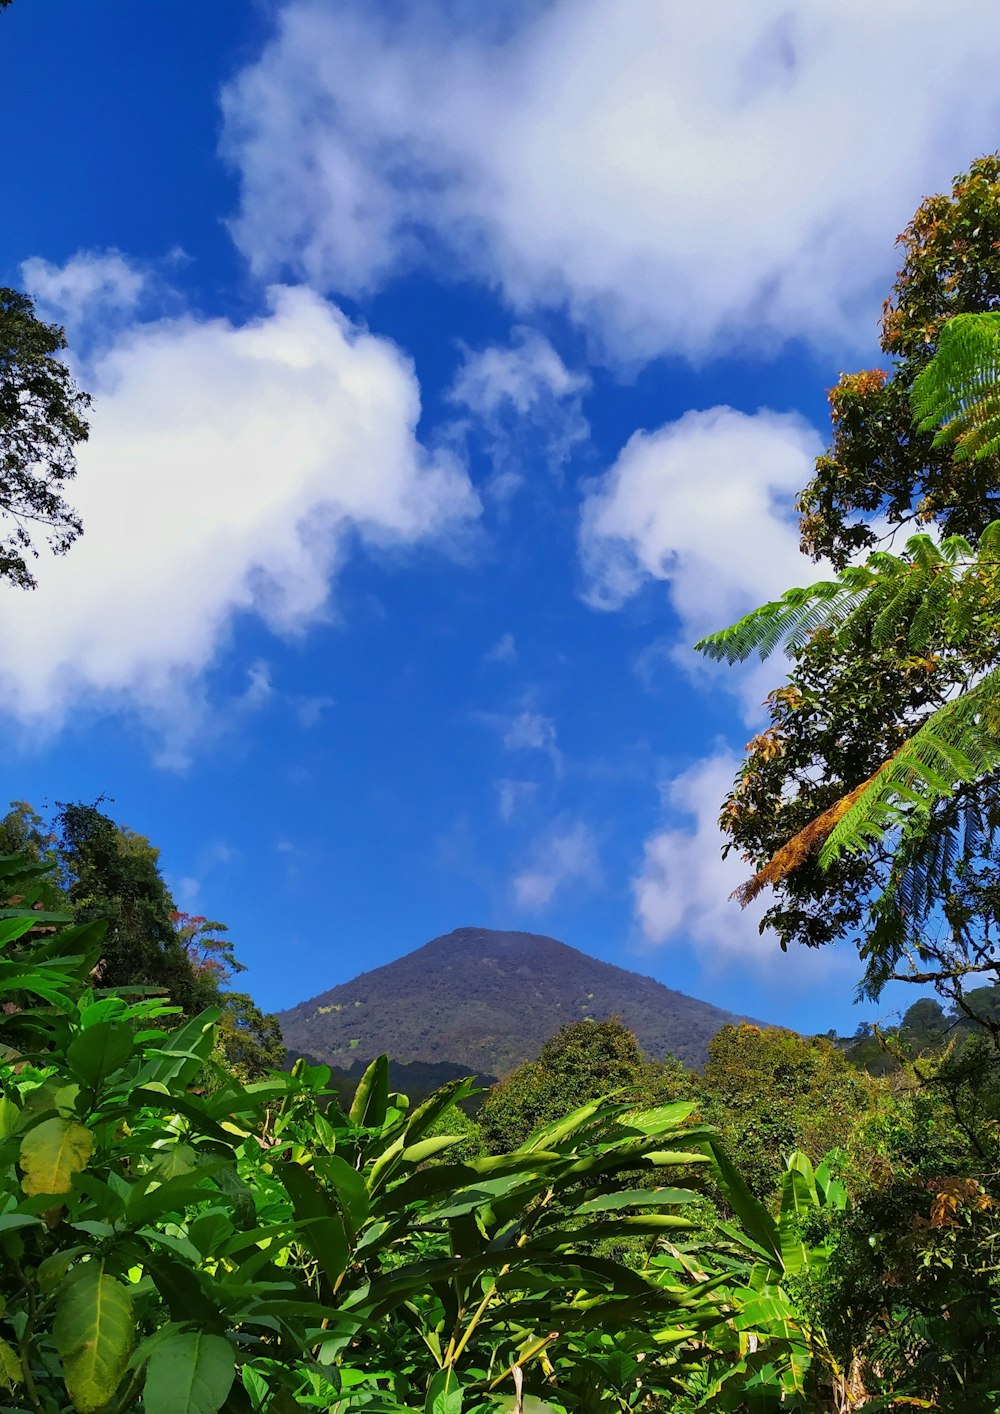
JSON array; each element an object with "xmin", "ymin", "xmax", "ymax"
[
  {"xmin": 483, "ymin": 632, "xmax": 517, "ymax": 666},
  {"xmin": 513, "ymin": 818, "xmax": 601, "ymax": 911},
  {"xmin": 494, "ymin": 778, "xmax": 537, "ymax": 823},
  {"xmin": 447, "ymin": 327, "xmax": 589, "ymax": 489},
  {"xmin": 633, "ymin": 749, "xmax": 853, "ymax": 990}
]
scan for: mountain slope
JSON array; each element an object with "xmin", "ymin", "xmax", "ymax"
[{"xmin": 278, "ymin": 926, "xmax": 751, "ymax": 1077}]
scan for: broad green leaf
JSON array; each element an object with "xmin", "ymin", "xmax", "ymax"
[
  {"xmin": 426, "ymin": 1366, "xmax": 464, "ymax": 1414},
  {"xmin": 143, "ymin": 1330, "xmax": 235, "ymax": 1414},
  {"xmin": 145, "ymin": 1253, "xmax": 222, "ymax": 1329},
  {"xmin": 36, "ymin": 1247, "xmax": 86, "ymax": 1296},
  {"xmin": 0, "ymin": 1337, "xmax": 21, "ymax": 1391},
  {"xmin": 574, "ymin": 1187, "xmax": 697, "ymax": 1215},
  {"xmin": 314, "ymin": 1153, "xmax": 369, "ymax": 1234},
  {"xmin": 706, "ymin": 1139, "xmax": 781, "ymax": 1267},
  {"xmin": 125, "ymin": 1162, "xmax": 230, "ymax": 1227},
  {"xmin": 0, "ymin": 1094, "xmax": 20, "ymax": 1140},
  {"xmin": 53, "ymin": 1262, "xmax": 134, "ymax": 1413},
  {"xmin": 67, "ymin": 1021, "xmax": 134, "ymax": 1089},
  {"xmin": 349, "ymin": 1055, "xmax": 390, "ymax": 1129},
  {"xmin": 20, "ymin": 1117, "xmax": 93, "ymax": 1197},
  {"xmin": 402, "ymin": 1135, "xmax": 462, "ymax": 1164},
  {"xmin": 280, "ymin": 1161, "xmax": 349, "ymax": 1287},
  {"xmin": 520, "ymin": 1096, "xmax": 616, "ymax": 1151},
  {"xmin": 152, "ymin": 1143, "xmax": 198, "ymax": 1179},
  {"xmin": 138, "ymin": 1007, "xmax": 221, "ymax": 1089},
  {"xmin": 621, "ymin": 1102, "xmax": 697, "ymax": 1134},
  {"xmin": 404, "ymin": 1076, "xmax": 478, "ymax": 1144},
  {"xmin": 0, "ymin": 916, "xmax": 36, "ymax": 947}
]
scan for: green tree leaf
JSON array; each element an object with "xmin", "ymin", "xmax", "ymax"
[
  {"xmin": 349, "ymin": 1054, "xmax": 390, "ymax": 1128},
  {"xmin": 143, "ymin": 1330, "xmax": 235, "ymax": 1414},
  {"xmin": 67, "ymin": 1020, "xmax": 134, "ymax": 1089},
  {"xmin": 425, "ymin": 1367, "xmax": 464, "ymax": 1414},
  {"xmin": 53, "ymin": 1262, "xmax": 134, "ymax": 1413}
]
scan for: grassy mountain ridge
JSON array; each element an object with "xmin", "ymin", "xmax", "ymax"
[{"xmin": 278, "ymin": 926, "xmax": 753, "ymax": 1076}]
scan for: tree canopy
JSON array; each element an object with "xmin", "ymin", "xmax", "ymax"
[{"xmin": 0, "ymin": 287, "xmax": 89, "ymax": 589}]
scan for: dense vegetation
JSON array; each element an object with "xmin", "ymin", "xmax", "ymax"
[
  {"xmin": 279, "ymin": 927, "xmax": 746, "ymax": 1079},
  {"xmin": 3, "ymin": 849, "xmax": 999, "ymax": 1412}
]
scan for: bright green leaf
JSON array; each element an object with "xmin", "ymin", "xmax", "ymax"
[
  {"xmin": 143, "ymin": 1330, "xmax": 235, "ymax": 1414},
  {"xmin": 67, "ymin": 1021, "xmax": 134, "ymax": 1090}
]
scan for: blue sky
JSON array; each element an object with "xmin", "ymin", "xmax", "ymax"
[{"xmin": 3, "ymin": 0, "xmax": 1000, "ymax": 1037}]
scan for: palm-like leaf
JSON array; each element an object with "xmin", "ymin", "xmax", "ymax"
[{"xmin": 911, "ymin": 311, "xmax": 1000, "ymax": 462}]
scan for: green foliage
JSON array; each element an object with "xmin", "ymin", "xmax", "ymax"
[
  {"xmin": 700, "ymin": 1025, "xmax": 876, "ymax": 1204},
  {"xmin": 912, "ymin": 310, "xmax": 1000, "ymax": 462},
  {"xmin": 478, "ymin": 1018, "xmax": 680, "ymax": 1153},
  {"xmin": 0, "ymin": 287, "xmax": 90, "ymax": 588},
  {"xmin": 798, "ymin": 155, "xmax": 1000, "ymax": 566},
  {"xmin": 0, "ymin": 849, "xmax": 757, "ymax": 1414},
  {"xmin": 213, "ymin": 991, "xmax": 286, "ymax": 1082}
]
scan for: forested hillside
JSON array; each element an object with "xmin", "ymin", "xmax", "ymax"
[{"xmin": 278, "ymin": 925, "xmax": 749, "ymax": 1076}]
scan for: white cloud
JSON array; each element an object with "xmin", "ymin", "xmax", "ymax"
[
  {"xmin": 222, "ymin": 0, "xmax": 1000, "ymax": 360},
  {"xmin": 513, "ymin": 817, "xmax": 600, "ymax": 911},
  {"xmin": 448, "ymin": 327, "xmax": 589, "ymax": 479},
  {"xmin": 580, "ymin": 406, "xmax": 822, "ymax": 715},
  {"xmin": 22, "ymin": 249, "xmax": 151, "ymax": 350},
  {"xmin": 3, "ymin": 257, "xmax": 477, "ymax": 755},
  {"xmin": 634, "ymin": 751, "xmax": 850, "ymax": 987},
  {"xmin": 451, "ymin": 328, "xmax": 587, "ymax": 421}
]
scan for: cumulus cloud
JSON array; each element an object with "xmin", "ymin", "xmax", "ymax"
[
  {"xmin": 23, "ymin": 249, "xmax": 145, "ymax": 326},
  {"xmin": 634, "ymin": 751, "xmax": 850, "ymax": 986},
  {"xmin": 222, "ymin": 0, "xmax": 1000, "ymax": 360},
  {"xmin": 513, "ymin": 818, "xmax": 600, "ymax": 911},
  {"xmin": 580, "ymin": 406, "xmax": 823, "ymax": 714},
  {"xmin": 3, "ymin": 256, "xmax": 477, "ymax": 756}
]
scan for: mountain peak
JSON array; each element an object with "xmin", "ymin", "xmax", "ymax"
[{"xmin": 278, "ymin": 926, "xmax": 752, "ymax": 1079}]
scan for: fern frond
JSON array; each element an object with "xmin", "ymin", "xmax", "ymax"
[
  {"xmin": 911, "ymin": 312, "xmax": 1000, "ymax": 461},
  {"xmin": 732, "ymin": 671, "xmax": 1000, "ymax": 907},
  {"xmin": 693, "ymin": 577, "xmax": 870, "ymax": 664},
  {"xmin": 819, "ymin": 670, "xmax": 1000, "ymax": 867}
]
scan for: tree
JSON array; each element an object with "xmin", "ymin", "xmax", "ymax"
[
  {"xmin": 0, "ymin": 287, "xmax": 89, "ymax": 588},
  {"xmin": 478, "ymin": 1018, "xmax": 674, "ymax": 1152},
  {"xmin": 697, "ymin": 160, "xmax": 1000, "ymax": 1008},
  {"xmin": 700, "ymin": 1024, "xmax": 875, "ymax": 1200},
  {"xmin": 55, "ymin": 802, "xmax": 215, "ymax": 1013},
  {"xmin": 213, "ymin": 991, "xmax": 286, "ymax": 1081},
  {"xmin": 797, "ymin": 154, "xmax": 1000, "ymax": 568}
]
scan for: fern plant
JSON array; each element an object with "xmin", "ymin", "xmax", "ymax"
[{"xmin": 911, "ymin": 311, "xmax": 1000, "ymax": 463}]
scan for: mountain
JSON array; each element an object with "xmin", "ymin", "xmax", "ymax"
[{"xmin": 278, "ymin": 926, "xmax": 751, "ymax": 1083}]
